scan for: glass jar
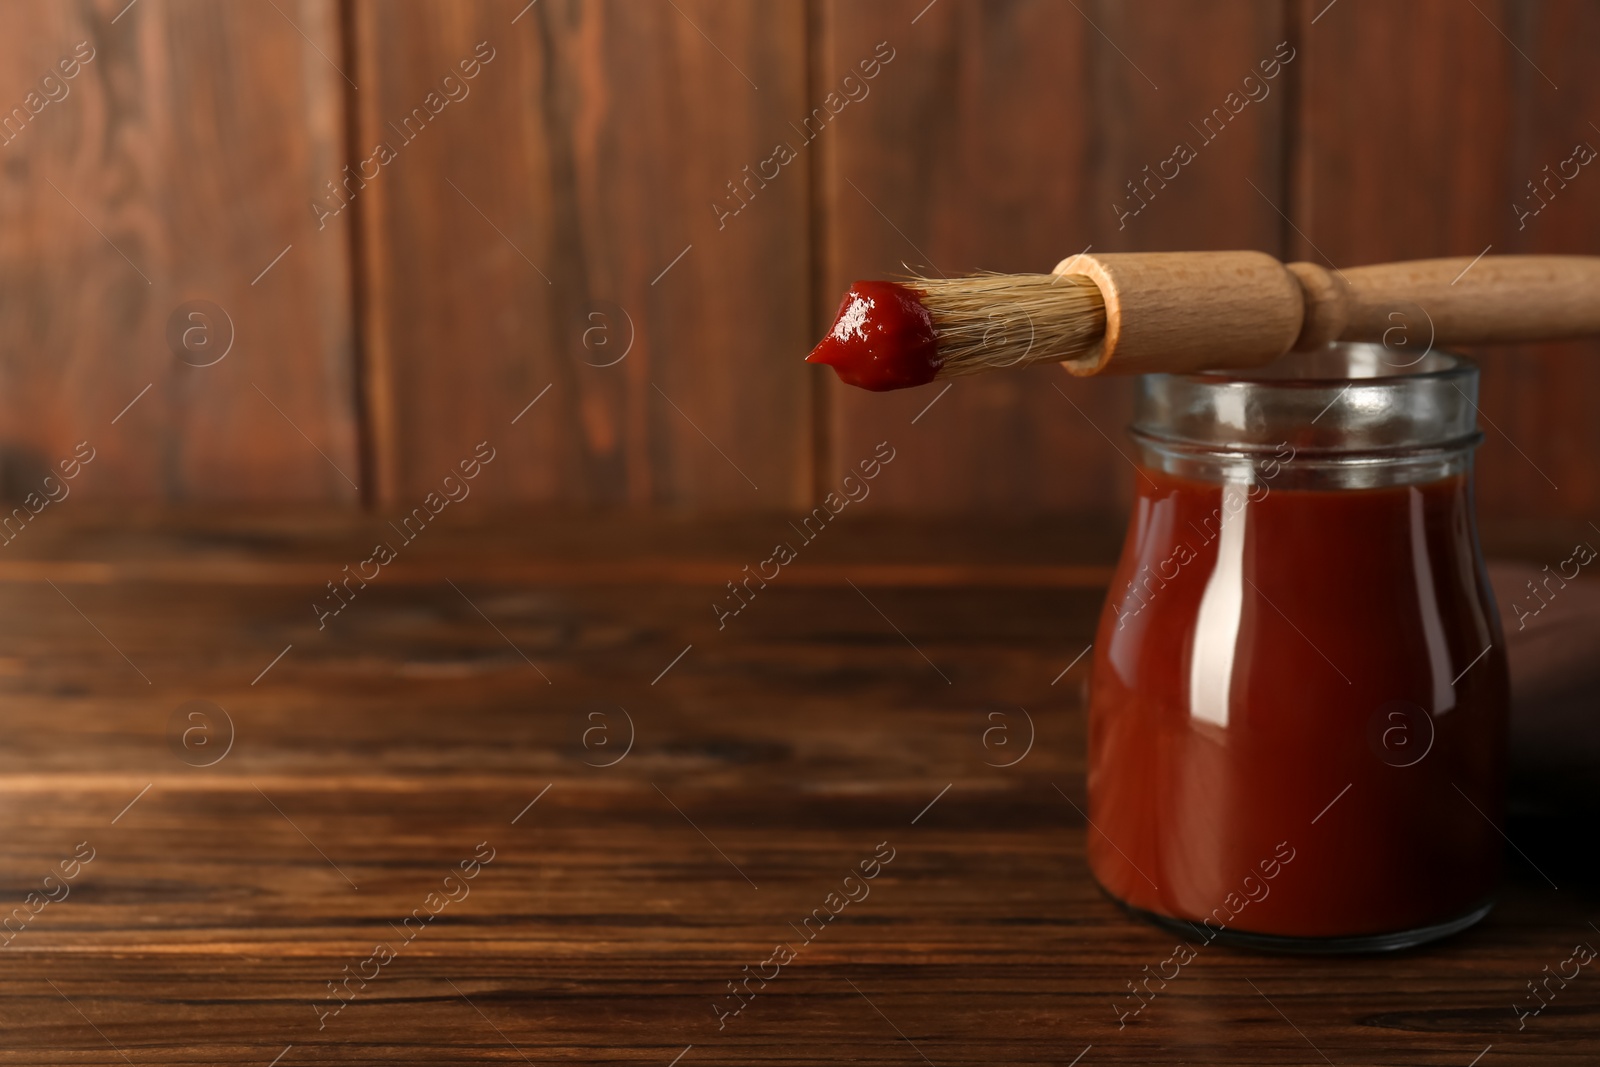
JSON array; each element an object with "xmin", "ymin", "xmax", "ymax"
[{"xmin": 1087, "ymin": 343, "xmax": 1508, "ymax": 952}]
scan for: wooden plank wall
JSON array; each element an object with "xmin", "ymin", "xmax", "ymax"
[
  {"xmin": 0, "ymin": 0, "xmax": 1595, "ymax": 521},
  {"xmin": 349, "ymin": 0, "xmax": 813, "ymax": 508},
  {"xmin": 1295, "ymin": 0, "xmax": 1600, "ymax": 520},
  {"xmin": 0, "ymin": 0, "xmax": 359, "ymax": 502}
]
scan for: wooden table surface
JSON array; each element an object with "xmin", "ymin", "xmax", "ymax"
[{"xmin": 1, "ymin": 511, "xmax": 1595, "ymax": 1066}]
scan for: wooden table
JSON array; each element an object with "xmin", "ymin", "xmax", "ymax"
[{"xmin": 1, "ymin": 511, "xmax": 1593, "ymax": 1065}]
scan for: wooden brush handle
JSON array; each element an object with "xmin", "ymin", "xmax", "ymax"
[
  {"xmin": 1052, "ymin": 250, "xmax": 1600, "ymax": 375},
  {"xmin": 1291, "ymin": 256, "xmax": 1600, "ymax": 349}
]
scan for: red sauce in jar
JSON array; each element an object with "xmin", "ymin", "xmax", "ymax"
[{"xmin": 1088, "ymin": 465, "xmax": 1508, "ymax": 939}]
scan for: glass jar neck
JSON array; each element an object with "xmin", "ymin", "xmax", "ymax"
[{"xmin": 1131, "ymin": 343, "xmax": 1483, "ymax": 490}]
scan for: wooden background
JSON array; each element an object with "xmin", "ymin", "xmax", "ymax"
[{"xmin": 0, "ymin": 0, "xmax": 1596, "ymax": 521}]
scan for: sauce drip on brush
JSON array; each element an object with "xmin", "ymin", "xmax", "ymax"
[
  {"xmin": 805, "ymin": 281, "xmax": 942, "ymax": 391},
  {"xmin": 807, "ymin": 273, "xmax": 1107, "ymax": 388}
]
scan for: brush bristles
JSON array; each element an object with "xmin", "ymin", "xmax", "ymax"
[{"xmin": 912, "ymin": 273, "xmax": 1107, "ymax": 378}]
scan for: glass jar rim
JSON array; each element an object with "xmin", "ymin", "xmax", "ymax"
[
  {"xmin": 1130, "ymin": 342, "xmax": 1482, "ymax": 488},
  {"xmin": 1181, "ymin": 343, "xmax": 1475, "ymax": 387}
]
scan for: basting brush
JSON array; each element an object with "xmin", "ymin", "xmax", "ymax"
[{"xmin": 804, "ymin": 251, "xmax": 1600, "ymax": 390}]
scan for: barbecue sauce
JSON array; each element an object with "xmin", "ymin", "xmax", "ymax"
[
  {"xmin": 1088, "ymin": 466, "xmax": 1508, "ymax": 939},
  {"xmin": 806, "ymin": 281, "xmax": 941, "ymax": 391}
]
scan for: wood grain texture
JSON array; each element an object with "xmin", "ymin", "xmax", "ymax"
[
  {"xmin": 1294, "ymin": 0, "xmax": 1600, "ymax": 519},
  {"xmin": 0, "ymin": 0, "xmax": 359, "ymax": 502},
  {"xmin": 349, "ymin": 0, "xmax": 813, "ymax": 508},
  {"xmin": 0, "ymin": 512, "xmax": 1595, "ymax": 1064},
  {"xmin": 819, "ymin": 0, "xmax": 1288, "ymax": 514}
]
